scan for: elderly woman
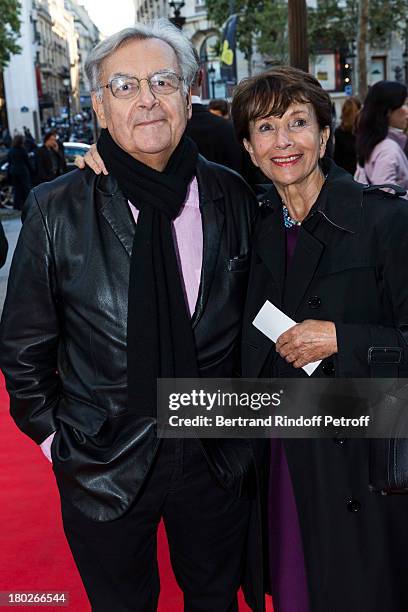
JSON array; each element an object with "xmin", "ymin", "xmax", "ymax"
[{"xmin": 231, "ymin": 67, "xmax": 408, "ymax": 612}]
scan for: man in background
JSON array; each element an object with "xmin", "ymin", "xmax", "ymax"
[
  {"xmin": 208, "ymin": 98, "xmax": 230, "ymax": 118},
  {"xmin": 185, "ymin": 55, "xmax": 245, "ymax": 175},
  {"xmin": 35, "ymin": 131, "xmax": 66, "ymax": 184}
]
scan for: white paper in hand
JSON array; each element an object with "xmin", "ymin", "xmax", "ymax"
[{"xmin": 252, "ymin": 300, "xmax": 321, "ymax": 376}]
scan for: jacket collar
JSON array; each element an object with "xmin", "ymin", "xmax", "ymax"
[
  {"xmin": 259, "ymin": 158, "xmax": 365, "ymax": 235},
  {"xmin": 95, "ymin": 170, "xmax": 134, "ymax": 257},
  {"xmin": 191, "ymin": 156, "xmax": 225, "ymax": 327},
  {"xmin": 195, "ymin": 154, "xmax": 225, "ymax": 204}
]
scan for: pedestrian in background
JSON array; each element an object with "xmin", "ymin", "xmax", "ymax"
[
  {"xmin": 355, "ymin": 81, "xmax": 408, "ymax": 194},
  {"xmin": 6, "ymin": 134, "xmax": 33, "ymax": 210},
  {"xmin": 35, "ymin": 131, "xmax": 66, "ymax": 184},
  {"xmin": 23, "ymin": 126, "xmax": 37, "ymax": 154},
  {"xmin": 208, "ymin": 98, "xmax": 230, "ymax": 118},
  {"xmin": 1, "ymin": 128, "xmax": 11, "ymax": 149},
  {"xmin": 333, "ymin": 96, "xmax": 361, "ymax": 174},
  {"xmin": 185, "ymin": 58, "xmax": 246, "ymax": 175}
]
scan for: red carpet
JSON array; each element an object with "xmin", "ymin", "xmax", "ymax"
[{"xmin": 0, "ymin": 374, "xmax": 272, "ymax": 611}]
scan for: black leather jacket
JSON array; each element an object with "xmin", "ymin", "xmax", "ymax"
[{"xmin": 0, "ymin": 157, "xmax": 259, "ymax": 521}]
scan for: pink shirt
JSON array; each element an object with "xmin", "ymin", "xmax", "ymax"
[
  {"xmin": 128, "ymin": 176, "xmax": 202, "ymax": 317},
  {"xmin": 40, "ymin": 176, "xmax": 203, "ymax": 461}
]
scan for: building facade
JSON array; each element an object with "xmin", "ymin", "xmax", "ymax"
[
  {"xmin": 3, "ymin": 0, "xmax": 98, "ymax": 137},
  {"xmin": 3, "ymin": 0, "xmax": 42, "ymax": 139},
  {"xmin": 33, "ymin": 0, "xmax": 80, "ymax": 123},
  {"xmin": 65, "ymin": 0, "xmax": 100, "ymax": 112}
]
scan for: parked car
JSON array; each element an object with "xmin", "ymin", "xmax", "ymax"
[
  {"xmin": 0, "ymin": 141, "xmax": 91, "ymax": 209},
  {"xmin": 63, "ymin": 142, "xmax": 91, "ymax": 171}
]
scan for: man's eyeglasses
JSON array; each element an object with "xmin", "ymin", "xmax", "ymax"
[{"xmin": 101, "ymin": 71, "xmax": 185, "ymax": 100}]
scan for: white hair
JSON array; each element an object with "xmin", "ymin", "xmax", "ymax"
[{"xmin": 85, "ymin": 19, "xmax": 198, "ymax": 99}]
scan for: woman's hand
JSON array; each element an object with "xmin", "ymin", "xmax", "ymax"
[
  {"xmin": 276, "ymin": 320, "xmax": 338, "ymax": 369},
  {"xmin": 74, "ymin": 144, "xmax": 108, "ymax": 175}
]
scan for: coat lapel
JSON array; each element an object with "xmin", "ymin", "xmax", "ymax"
[
  {"xmin": 253, "ymin": 199, "xmax": 286, "ymax": 306},
  {"xmin": 96, "ymin": 173, "xmax": 135, "ymax": 257},
  {"xmin": 191, "ymin": 158, "xmax": 225, "ymax": 328},
  {"xmin": 282, "ymin": 160, "xmax": 364, "ymax": 319},
  {"xmin": 243, "ymin": 196, "xmax": 286, "ymax": 377}
]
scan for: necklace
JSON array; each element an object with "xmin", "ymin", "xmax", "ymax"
[
  {"xmin": 282, "ymin": 204, "xmax": 302, "ymax": 228},
  {"xmin": 280, "ymin": 171, "xmax": 328, "ymax": 228}
]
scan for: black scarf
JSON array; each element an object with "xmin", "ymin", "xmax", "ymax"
[{"xmin": 97, "ymin": 128, "xmax": 199, "ymax": 417}]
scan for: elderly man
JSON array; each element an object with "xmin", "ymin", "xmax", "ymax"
[{"xmin": 0, "ymin": 19, "xmax": 264, "ymax": 612}]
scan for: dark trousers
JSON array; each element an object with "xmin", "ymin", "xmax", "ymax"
[{"xmin": 60, "ymin": 439, "xmax": 251, "ymax": 612}]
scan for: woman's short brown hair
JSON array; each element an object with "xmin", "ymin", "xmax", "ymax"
[{"xmin": 231, "ymin": 66, "xmax": 332, "ymax": 143}]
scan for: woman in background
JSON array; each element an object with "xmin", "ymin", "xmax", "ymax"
[
  {"xmin": 355, "ymin": 80, "xmax": 408, "ymax": 192},
  {"xmin": 333, "ymin": 95, "xmax": 361, "ymax": 174}
]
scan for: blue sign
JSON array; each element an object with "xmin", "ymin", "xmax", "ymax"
[{"xmin": 344, "ymin": 84, "xmax": 353, "ymax": 96}]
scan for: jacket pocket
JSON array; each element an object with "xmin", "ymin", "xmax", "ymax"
[
  {"xmin": 55, "ymin": 394, "xmax": 109, "ymax": 437},
  {"xmin": 228, "ymin": 254, "xmax": 249, "ymax": 272}
]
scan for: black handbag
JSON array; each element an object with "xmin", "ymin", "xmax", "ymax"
[{"xmin": 369, "ymin": 381, "xmax": 408, "ymax": 494}]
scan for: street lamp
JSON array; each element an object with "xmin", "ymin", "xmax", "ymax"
[
  {"xmin": 62, "ymin": 73, "xmax": 71, "ymax": 139},
  {"xmin": 208, "ymin": 64, "xmax": 216, "ymax": 99},
  {"xmin": 169, "ymin": 1, "xmax": 186, "ymax": 30}
]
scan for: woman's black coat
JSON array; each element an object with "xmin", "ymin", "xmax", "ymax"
[{"xmin": 242, "ymin": 160, "xmax": 408, "ymax": 612}]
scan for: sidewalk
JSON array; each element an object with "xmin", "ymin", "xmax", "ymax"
[{"xmin": 0, "ymin": 208, "xmax": 21, "ymax": 221}]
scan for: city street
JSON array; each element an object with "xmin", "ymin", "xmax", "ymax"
[{"xmin": 0, "ymin": 215, "xmax": 21, "ymax": 314}]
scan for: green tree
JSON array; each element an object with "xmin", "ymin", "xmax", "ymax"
[
  {"xmin": 255, "ymin": 0, "xmax": 289, "ymax": 64},
  {"xmin": 308, "ymin": 0, "xmax": 406, "ymax": 95},
  {"xmin": 308, "ymin": 0, "xmax": 358, "ymax": 54},
  {"xmin": 206, "ymin": 0, "xmax": 407, "ymax": 69},
  {"xmin": 205, "ymin": 0, "xmax": 289, "ymax": 70},
  {"xmin": 0, "ymin": 0, "xmax": 22, "ymax": 70},
  {"xmin": 367, "ymin": 0, "xmax": 406, "ymax": 47},
  {"xmin": 308, "ymin": 0, "xmax": 406, "ymax": 53}
]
